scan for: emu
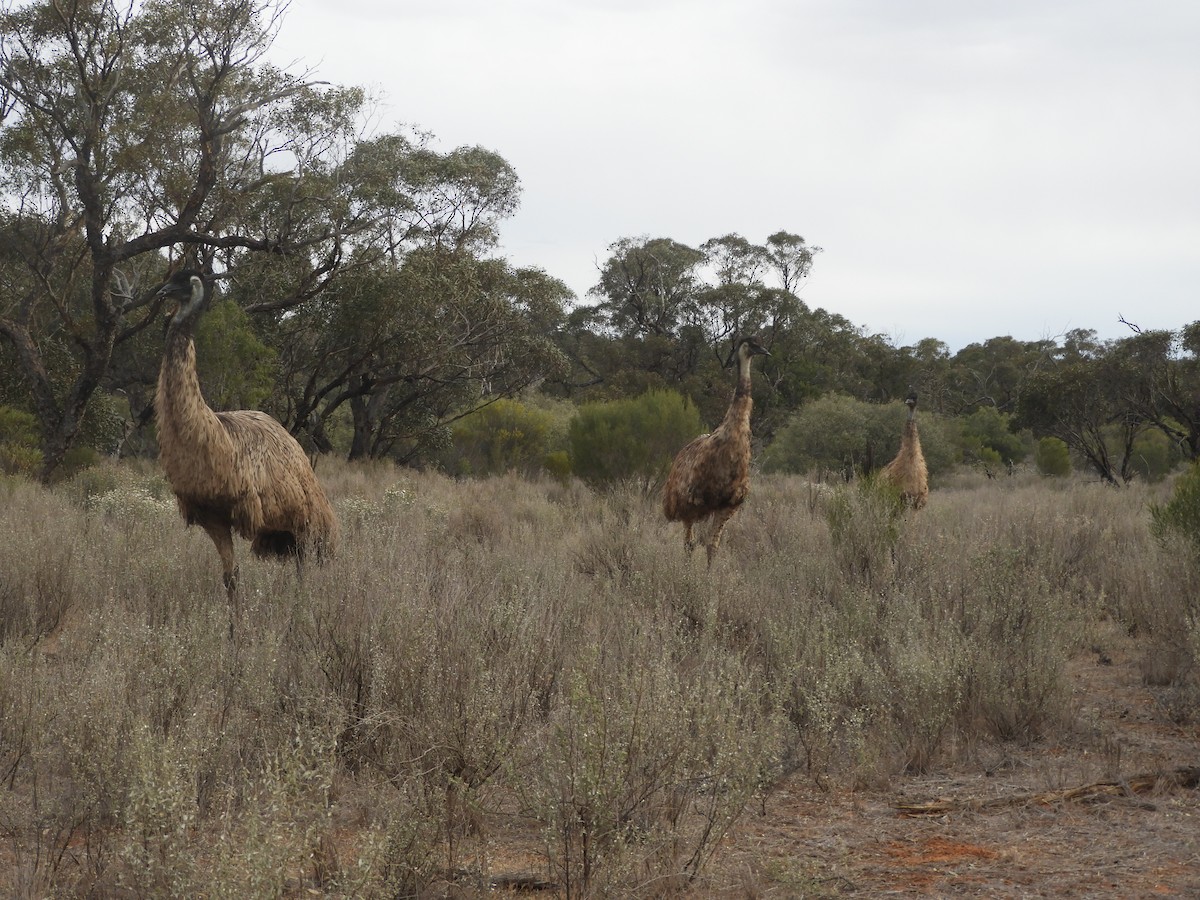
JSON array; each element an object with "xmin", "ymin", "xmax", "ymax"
[
  {"xmin": 155, "ymin": 269, "xmax": 339, "ymax": 611},
  {"xmin": 663, "ymin": 336, "xmax": 770, "ymax": 567},
  {"xmin": 880, "ymin": 388, "xmax": 929, "ymax": 510}
]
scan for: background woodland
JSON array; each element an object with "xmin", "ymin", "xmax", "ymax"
[{"xmin": 1, "ymin": 0, "xmax": 1198, "ymax": 490}]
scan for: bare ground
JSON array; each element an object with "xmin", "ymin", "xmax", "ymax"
[{"xmin": 705, "ymin": 633, "xmax": 1200, "ymax": 898}]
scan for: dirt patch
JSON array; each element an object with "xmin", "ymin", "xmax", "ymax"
[{"xmin": 705, "ymin": 633, "xmax": 1200, "ymax": 897}]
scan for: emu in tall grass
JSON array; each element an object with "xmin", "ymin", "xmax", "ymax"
[
  {"xmin": 880, "ymin": 388, "xmax": 929, "ymax": 510},
  {"xmin": 155, "ymin": 269, "xmax": 339, "ymax": 607},
  {"xmin": 662, "ymin": 337, "xmax": 770, "ymax": 566}
]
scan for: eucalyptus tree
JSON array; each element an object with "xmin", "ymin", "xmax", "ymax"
[
  {"xmin": 1111, "ymin": 322, "xmax": 1200, "ymax": 462},
  {"xmin": 1018, "ymin": 343, "xmax": 1147, "ymax": 485},
  {"xmin": 764, "ymin": 230, "xmax": 820, "ymax": 296},
  {"xmin": 272, "ymin": 248, "xmax": 569, "ymax": 463},
  {"xmin": 256, "ymin": 135, "xmax": 568, "ymax": 463},
  {"xmin": 590, "ymin": 236, "xmax": 705, "ymax": 339},
  {"xmin": 0, "ymin": 0, "xmax": 367, "ymax": 478}
]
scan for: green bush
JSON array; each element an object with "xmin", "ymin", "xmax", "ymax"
[
  {"xmin": 1152, "ymin": 462, "xmax": 1200, "ymax": 554},
  {"xmin": 958, "ymin": 406, "xmax": 1028, "ymax": 467},
  {"xmin": 1034, "ymin": 436, "xmax": 1071, "ymax": 476},
  {"xmin": 450, "ymin": 398, "xmax": 562, "ymax": 478},
  {"xmin": 1129, "ymin": 428, "xmax": 1178, "ymax": 482},
  {"xmin": 568, "ymin": 389, "xmax": 702, "ymax": 490},
  {"xmin": 762, "ymin": 393, "xmax": 957, "ymax": 477}
]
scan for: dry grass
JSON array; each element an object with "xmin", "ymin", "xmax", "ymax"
[{"xmin": 0, "ymin": 463, "xmax": 1196, "ymax": 896}]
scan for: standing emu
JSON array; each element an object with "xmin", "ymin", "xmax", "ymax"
[
  {"xmin": 663, "ymin": 336, "xmax": 770, "ymax": 566},
  {"xmin": 880, "ymin": 388, "xmax": 929, "ymax": 510},
  {"xmin": 155, "ymin": 269, "xmax": 339, "ymax": 604}
]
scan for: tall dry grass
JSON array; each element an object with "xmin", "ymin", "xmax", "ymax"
[{"xmin": 0, "ymin": 462, "xmax": 1194, "ymax": 896}]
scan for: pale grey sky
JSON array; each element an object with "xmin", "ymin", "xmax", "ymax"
[{"xmin": 270, "ymin": 0, "xmax": 1199, "ymax": 351}]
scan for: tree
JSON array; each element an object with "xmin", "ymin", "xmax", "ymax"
[
  {"xmin": 1017, "ymin": 351, "xmax": 1146, "ymax": 485},
  {"xmin": 0, "ymin": 0, "xmax": 366, "ymax": 479},
  {"xmin": 764, "ymin": 230, "xmax": 820, "ymax": 296},
  {"xmin": 946, "ymin": 336, "xmax": 1055, "ymax": 415},
  {"xmin": 273, "ymin": 248, "xmax": 569, "ymax": 464},
  {"xmin": 589, "ymin": 236, "xmax": 705, "ymax": 339},
  {"xmin": 1110, "ymin": 321, "xmax": 1200, "ymax": 462}
]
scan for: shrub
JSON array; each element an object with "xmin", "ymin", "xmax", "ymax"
[
  {"xmin": 194, "ymin": 298, "xmax": 277, "ymax": 411},
  {"xmin": 958, "ymin": 405, "xmax": 1028, "ymax": 468},
  {"xmin": 1129, "ymin": 427, "xmax": 1178, "ymax": 482},
  {"xmin": 450, "ymin": 397, "xmax": 562, "ymax": 478},
  {"xmin": 568, "ymin": 389, "xmax": 702, "ymax": 491},
  {"xmin": 762, "ymin": 393, "xmax": 957, "ymax": 477},
  {"xmin": 1152, "ymin": 462, "xmax": 1200, "ymax": 555},
  {"xmin": 1034, "ymin": 436, "xmax": 1071, "ymax": 476}
]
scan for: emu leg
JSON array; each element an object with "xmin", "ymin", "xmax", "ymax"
[
  {"xmin": 705, "ymin": 507, "xmax": 739, "ymax": 568},
  {"xmin": 200, "ymin": 521, "xmax": 240, "ymax": 629},
  {"xmin": 684, "ymin": 522, "xmax": 697, "ymax": 554}
]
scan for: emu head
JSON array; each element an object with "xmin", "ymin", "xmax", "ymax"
[
  {"xmin": 157, "ymin": 269, "xmax": 209, "ymax": 331},
  {"xmin": 724, "ymin": 336, "xmax": 771, "ymax": 368}
]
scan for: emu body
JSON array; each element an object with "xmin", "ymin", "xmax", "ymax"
[
  {"xmin": 880, "ymin": 391, "xmax": 929, "ymax": 510},
  {"xmin": 155, "ymin": 270, "xmax": 338, "ymax": 601},
  {"xmin": 663, "ymin": 337, "xmax": 769, "ymax": 566}
]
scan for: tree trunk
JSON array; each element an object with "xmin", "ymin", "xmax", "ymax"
[{"xmin": 347, "ymin": 392, "xmax": 374, "ymax": 462}]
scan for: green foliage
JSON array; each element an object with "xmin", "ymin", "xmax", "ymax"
[
  {"xmin": 568, "ymin": 389, "xmax": 703, "ymax": 490},
  {"xmin": 1034, "ymin": 436, "xmax": 1072, "ymax": 476},
  {"xmin": 1152, "ymin": 462, "xmax": 1200, "ymax": 554},
  {"xmin": 450, "ymin": 398, "xmax": 565, "ymax": 477},
  {"xmin": 0, "ymin": 406, "xmax": 42, "ymax": 477},
  {"xmin": 544, "ymin": 450, "xmax": 572, "ymax": 482},
  {"xmin": 1128, "ymin": 427, "xmax": 1178, "ymax": 482},
  {"xmin": 761, "ymin": 393, "xmax": 871, "ymax": 477},
  {"xmin": 762, "ymin": 394, "xmax": 957, "ymax": 477},
  {"xmin": 958, "ymin": 405, "xmax": 1028, "ymax": 467},
  {"xmin": 194, "ymin": 300, "xmax": 277, "ymax": 411}
]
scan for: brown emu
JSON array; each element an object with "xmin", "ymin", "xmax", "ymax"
[
  {"xmin": 880, "ymin": 388, "xmax": 929, "ymax": 510},
  {"xmin": 155, "ymin": 269, "xmax": 339, "ymax": 604},
  {"xmin": 663, "ymin": 336, "xmax": 770, "ymax": 566}
]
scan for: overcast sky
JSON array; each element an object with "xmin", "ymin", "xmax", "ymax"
[{"xmin": 270, "ymin": 0, "xmax": 1199, "ymax": 351}]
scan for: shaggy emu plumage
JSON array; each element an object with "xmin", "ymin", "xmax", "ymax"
[
  {"xmin": 155, "ymin": 269, "xmax": 339, "ymax": 602},
  {"xmin": 880, "ymin": 389, "xmax": 929, "ymax": 510},
  {"xmin": 663, "ymin": 337, "xmax": 770, "ymax": 566}
]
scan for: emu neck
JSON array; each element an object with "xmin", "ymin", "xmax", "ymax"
[
  {"xmin": 157, "ymin": 325, "xmax": 222, "ymax": 453},
  {"xmin": 716, "ymin": 355, "xmax": 755, "ymax": 433}
]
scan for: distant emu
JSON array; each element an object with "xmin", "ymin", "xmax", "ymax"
[
  {"xmin": 155, "ymin": 269, "xmax": 339, "ymax": 609},
  {"xmin": 663, "ymin": 336, "xmax": 770, "ymax": 566},
  {"xmin": 880, "ymin": 388, "xmax": 929, "ymax": 510}
]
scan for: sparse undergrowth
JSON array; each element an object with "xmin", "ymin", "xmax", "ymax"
[{"xmin": 0, "ymin": 464, "xmax": 1194, "ymax": 897}]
